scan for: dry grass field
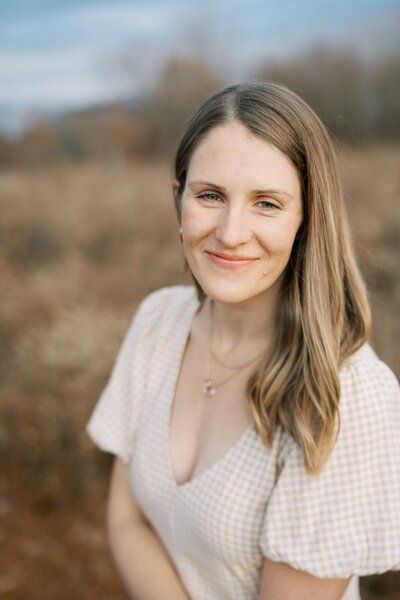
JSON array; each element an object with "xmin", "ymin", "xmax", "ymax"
[{"xmin": 0, "ymin": 145, "xmax": 399, "ymax": 599}]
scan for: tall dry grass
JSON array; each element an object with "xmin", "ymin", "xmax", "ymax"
[{"xmin": 0, "ymin": 147, "xmax": 399, "ymax": 599}]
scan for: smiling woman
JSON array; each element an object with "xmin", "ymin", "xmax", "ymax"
[{"xmin": 86, "ymin": 83, "xmax": 400, "ymax": 600}]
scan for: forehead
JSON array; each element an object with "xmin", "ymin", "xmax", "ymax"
[{"xmin": 187, "ymin": 122, "xmax": 301, "ymax": 195}]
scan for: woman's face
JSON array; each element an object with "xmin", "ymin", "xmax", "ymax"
[{"xmin": 175, "ymin": 121, "xmax": 303, "ymax": 306}]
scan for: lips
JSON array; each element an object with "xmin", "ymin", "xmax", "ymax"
[
  {"xmin": 205, "ymin": 250, "xmax": 259, "ymax": 270},
  {"xmin": 206, "ymin": 251, "xmax": 258, "ymax": 261}
]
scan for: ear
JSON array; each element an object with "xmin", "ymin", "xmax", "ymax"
[{"xmin": 172, "ymin": 179, "xmax": 180, "ymax": 198}]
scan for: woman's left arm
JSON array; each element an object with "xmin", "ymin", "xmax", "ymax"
[{"xmin": 259, "ymin": 558, "xmax": 351, "ymax": 600}]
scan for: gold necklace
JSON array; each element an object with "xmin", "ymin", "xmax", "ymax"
[
  {"xmin": 210, "ymin": 346, "xmax": 265, "ymax": 370},
  {"xmin": 202, "ymin": 300, "xmax": 264, "ymax": 398}
]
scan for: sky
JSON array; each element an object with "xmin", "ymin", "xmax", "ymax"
[{"xmin": 0, "ymin": 0, "xmax": 399, "ymax": 135}]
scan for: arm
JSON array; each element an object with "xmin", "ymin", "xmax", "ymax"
[
  {"xmin": 107, "ymin": 457, "xmax": 190, "ymax": 600},
  {"xmin": 259, "ymin": 558, "xmax": 351, "ymax": 600}
]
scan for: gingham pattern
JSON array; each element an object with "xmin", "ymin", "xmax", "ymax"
[{"xmin": 86, "ymin": 286, "xmax": 400, "ymax": 600}]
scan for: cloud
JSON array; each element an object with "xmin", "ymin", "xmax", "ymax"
[
  {"xmin": 0, "ymin": 1, "xmax": 193, "ymax": 52},
  {"xmin": 0, "ymin": 0, "xmax": 397, "ymax": 134},
  {"xmin": 0, "ymin": 0, "xmax": 196, "ymax": 113},
  {"xmin": 65, "ymin": 1, "xmax": 192, "ymax": 35},
  {"xmin": 0, "ymin": 52, "xmax": 114, "ymax": 106}
]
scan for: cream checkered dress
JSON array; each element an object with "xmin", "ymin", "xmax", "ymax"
[{"xmin": 87, "ymin": 286, "xmax": 400, "ymax": 600}]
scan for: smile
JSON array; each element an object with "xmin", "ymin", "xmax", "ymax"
[{"xmin": 205, "ymin": 251, "xmax": 259, "ymax": 270}]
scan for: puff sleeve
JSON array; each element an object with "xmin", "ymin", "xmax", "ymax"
[
  {"xmin": 260, "ymin": 348, "xmax": 400, "ymax": 578},
  {"xmin": 86, "ymin": 288, "xmax": 166, "ymax": 463}
]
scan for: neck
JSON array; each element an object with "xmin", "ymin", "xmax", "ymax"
[{"xmin": 207, "ymin": 292, "xmax": 277, "ymax": 354}]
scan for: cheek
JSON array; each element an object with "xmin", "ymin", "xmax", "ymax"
[
  {"xmin": 257, "ymin": 223, "xmax": 301, "ymax": 282},
  {"xmin": 181, "ymin": 213, "xmax": 198, "ymax": 243},
  {"xmin": 180, "ymin": 205, "xmax": 203, "ymax": 259},
  {"xmin": 180, "ymin": 199, "xmax": 196, "ymax": 228},
  {"xmin": 181, "ymin": 202, "xmax": 213, "ymax": 239},
  {"xmin": 259, "ymin": 221, "xmax": 300, "ymax": 253}
]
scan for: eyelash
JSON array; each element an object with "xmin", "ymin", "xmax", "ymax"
[
  {"xmin": 199, "ymin": 192, "xmax": 220, "ymax": 202},
  {"xmin": 257, "ymin": 200, "xmax": 277, "ymax": 210},
  {"xmin": 198, "ymin": 193, "xmax": 277, "ymax": 210}
]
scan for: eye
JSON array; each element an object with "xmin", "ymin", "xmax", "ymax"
[
  {"xmin": 256, "ymin": 200, "xmax": 277, "ymax": 210},
  {"xmin": 199, "ymin": 192, "xmax": 221, "ymax": 202}
]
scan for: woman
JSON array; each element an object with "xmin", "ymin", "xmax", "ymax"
[{"xmin": 86, "ymin": 83, "xmax": 400, "ymax": 600}]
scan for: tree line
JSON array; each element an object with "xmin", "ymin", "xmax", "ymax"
[{"xmin": 0, "ymin": 47, "xmax": 399, "ymax": 166}]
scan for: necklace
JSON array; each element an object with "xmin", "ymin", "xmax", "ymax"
[
  {"xmin": 202, "ymin": 300, "xmax": 265, "ymax": 398},
  {"xmin": 210, "ymin": 346, "xmax": 265, "ymax": 370}
]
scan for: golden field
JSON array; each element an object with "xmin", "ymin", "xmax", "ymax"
[{"xmin": 0, "ymin": 145, "xmax": 399, "ymax": 599}]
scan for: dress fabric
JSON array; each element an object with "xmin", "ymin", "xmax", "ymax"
[{"xmin": 86, "ymin": 285, "xmax": 400, "ymax": 600}]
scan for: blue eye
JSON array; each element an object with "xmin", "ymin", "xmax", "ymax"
[
  {"xmin": 257, "ymin": 200, "xmax": 276, "ymax": 210},
  {"xmin": 200, "ymin": 193, "xmax": 220, "ymax": 202}
]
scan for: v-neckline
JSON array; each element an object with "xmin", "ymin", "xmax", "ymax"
[{"xmin": 165, "ymin": 288, "xmax": 255, "ymax": 491}]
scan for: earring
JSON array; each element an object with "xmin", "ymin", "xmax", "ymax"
[{"xmin": 179, "ymin": 226, "xmax": 183, "ymax": 242}]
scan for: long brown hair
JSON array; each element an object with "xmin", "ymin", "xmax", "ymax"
[{"xmin": 173, "ymin": 82, "xmax": 371, "ymax": 474}]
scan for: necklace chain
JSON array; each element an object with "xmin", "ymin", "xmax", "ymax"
[
  {"xmin": 202, "ymin": 299, "xmax": 265, "ymax": 397},
  {"xmin": 210, "ymin": 346, "xmax": 265, "ymax": 370}
]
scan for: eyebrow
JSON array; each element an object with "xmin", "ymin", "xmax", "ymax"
[{"xmin": 187, "ymin": 180, "xmax": 295, "ymax": 199}]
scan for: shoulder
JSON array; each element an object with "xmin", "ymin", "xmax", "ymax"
[
  {"xmin": 131, "ymin": 284, "xmax": 199, "ymax": 341},
  {"xmin": 340, "ymin": 342, "xmax": 399, "ymax": 397},
  {"xmin": 338, "ymin": 342, "xmax": 400, "ymax": 433},
  {"xmin": 136, "ymin": 284, "xmax": 198, "ymax": 323},
  {"xmin": 263, "ymin": 346, "xmax": 400, "ymax": 579},
  {"xmin": 138, "ymin": 284, "xmax": 197, "ymax": 311}
]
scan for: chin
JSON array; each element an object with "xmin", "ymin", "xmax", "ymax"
[{"xmin": 197, "ymin": 279, "xmax": 260, "ymax": 305}]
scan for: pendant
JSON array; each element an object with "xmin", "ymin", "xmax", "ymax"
[{"xmin": 202, "ymin": 379, "xmax": 216, "ymax": 397}]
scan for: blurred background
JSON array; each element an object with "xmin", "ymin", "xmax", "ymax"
[{"xmin": 0, "ymin": 1, "xmax": 399, "ymax": 598}]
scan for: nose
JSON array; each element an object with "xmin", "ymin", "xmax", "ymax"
[{"xmin": 214, "ymin": 204, "xmax": 252, "ymax": 248}]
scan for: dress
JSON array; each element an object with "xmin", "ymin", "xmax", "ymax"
[{"xmin": 86, "ymin": 285, "xmax": 400, "ymax": 600}]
